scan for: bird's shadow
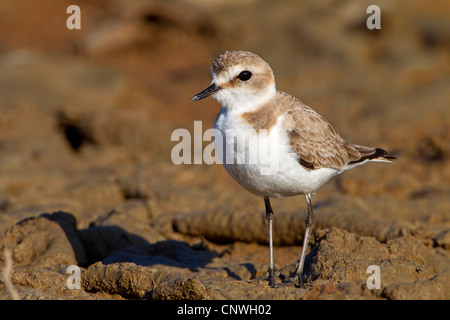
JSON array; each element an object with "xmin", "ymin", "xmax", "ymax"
[
  {"xmin": 100, "ymin": 239, "xmax": 218, "ymax": 272},
  {"xmin": 42, "ymin": 211, "xmax": 218, "ymax": 272}
]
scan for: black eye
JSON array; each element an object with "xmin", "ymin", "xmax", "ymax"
[{"xmin": 237, "ymin": 70, "xmax": 252, "ymax": 81}]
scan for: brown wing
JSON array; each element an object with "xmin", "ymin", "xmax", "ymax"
[{"xmin": 280, "ymin": 92, "xmax": 362, "ymax": 170}]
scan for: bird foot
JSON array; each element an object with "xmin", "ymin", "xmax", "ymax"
[
  {"xmin": 248, "ymin": 267, "xmax": 284, "ymax": 287},
  {"xmin": 248, "ymin": 267, "xmax": 309, "ymax": 288},
  {"xmin": 280, "ymin": 273, "xmax": 304, "ymax": 287}
]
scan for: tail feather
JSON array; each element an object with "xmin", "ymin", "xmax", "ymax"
[{"xmin": 348, "ymin": 146, "xmax": 396, "ymax": 165}]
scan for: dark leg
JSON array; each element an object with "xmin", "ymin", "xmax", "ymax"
[
  {"xmin": 248, "ymin": 197, "xmax": 280, "ymax": 287},
  {"xmin": 284, "ymin": 193, "xmax": 315, "ymax": 286}
]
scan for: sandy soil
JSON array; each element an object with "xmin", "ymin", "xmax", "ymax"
[{"xmin": 0, "ymin": 0, "xmax": 449, "ymax": 300}]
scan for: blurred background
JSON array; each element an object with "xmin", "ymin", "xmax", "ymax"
[{"xmin": 0, "ymin": 0, "xmax": 449, "ymax": 277}]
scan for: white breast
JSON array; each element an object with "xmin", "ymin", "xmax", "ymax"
[{"xmin": 214, "ymin": 108, "xmax": 339, "ymax": 198}]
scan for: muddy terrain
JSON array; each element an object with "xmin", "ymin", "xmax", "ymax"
[{"xmin": 0, "ymin": 0, "xmax": 449, "ymax": 300}]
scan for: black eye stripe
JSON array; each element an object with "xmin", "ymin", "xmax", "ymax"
[{"xmin": 237, "ymin": 70, "xmax": 252, "ymax": 81}]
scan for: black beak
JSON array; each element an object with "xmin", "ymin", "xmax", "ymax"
[{"xmin": 190, "ymin": 83, "xmax": 221, "ymax": 101}]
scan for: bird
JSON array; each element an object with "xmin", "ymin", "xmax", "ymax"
[{"xmin": 190, "ymin": 50, "xmax": 395, "ymax": 287}]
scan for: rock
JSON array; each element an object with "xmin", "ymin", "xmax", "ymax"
[
  {"xmin": 434, "ymin": 229, "xmax": 450, "ymax": 250},
  {"xmin": 82, "ymin": 262, "xmax": 208, "ymax": 299},
  {"xmin": 301, "ymin": 282, "xmax": 376, "ymax": 300},
  {"xmin": 172, "ymin": 196, "xmax": 416, "ymax": 246},
  {"xmin": 173, "ymin": 209, "xmax": 269, "ymax": 245},
  {"xmin": 382, "ymin": 269, "xmax": 450, "ymax": 300},
  {"xmin": 0, "ymin": 264, "xmax": 121, "ymax": 300},
  {"xmin": 41, "ymin": 212, "xmax": 87, "ymax": 266},
  {"xmin": 0, "ymin": 213, "xmax": 82, "ymax": 268},
  {"xmin": 307, "ymin": 228, "xmax": 435, "ymax": 284}
]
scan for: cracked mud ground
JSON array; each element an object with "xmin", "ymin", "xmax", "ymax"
[{"xmin": 0, "ymin": 0, "xmax": 449, "ymax": 300}]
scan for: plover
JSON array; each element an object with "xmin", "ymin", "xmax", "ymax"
[{"xmin": 190, "ymin": 51, "xmax": 395, "ymax": 287}]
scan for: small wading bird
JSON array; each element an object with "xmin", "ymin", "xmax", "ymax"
[{"xmin": 191, "ymin": 51, "xmax": 395, "ymax": 287}]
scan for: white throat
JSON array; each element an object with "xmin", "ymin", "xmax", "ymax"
[{"xmin": 213, "ymin": 84, "xmax": 276, "ymax": 113}]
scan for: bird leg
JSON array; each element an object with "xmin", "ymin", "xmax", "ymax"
[
  {"xmin": 283, "ymin": 193, "xmax": 315, "ymax": 286},
  {"xmin": 248, "ymin": 197, "xmax": 282, "ymax": 287}
]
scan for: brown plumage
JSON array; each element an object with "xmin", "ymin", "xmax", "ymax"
[
  {"xmin": 211, "ymin": 51, "xmax": 271, "ymax": 75},
  {"xmin": 242, "ymin": 90, "xmax": 395, "ymax": 170}
]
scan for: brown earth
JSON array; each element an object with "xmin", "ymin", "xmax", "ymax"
[{"xmin": 0, "ymin": 0, "xmax": 449, "ymax": 300}]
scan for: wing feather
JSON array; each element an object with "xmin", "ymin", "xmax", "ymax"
[{"xmin": 279, "ymin": 92, "xmax": 362, "ymax": 169}]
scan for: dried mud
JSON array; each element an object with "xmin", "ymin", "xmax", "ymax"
[{"xmin": 0, "ymin": 0, "xmax": 449, "ymax": 300}]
